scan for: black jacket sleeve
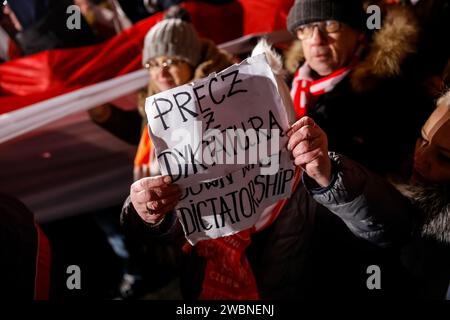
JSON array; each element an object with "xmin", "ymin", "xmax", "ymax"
[
  {"xmin": 90, "ymin": 104, "xmax": 143, "ymax": 146},
  {"xmin": 120, "ymin": 195, "xmax": 184, "ymax": 244}
]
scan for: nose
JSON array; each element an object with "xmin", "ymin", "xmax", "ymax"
[
  {"xmin": 156, "ymin": 65, "xmax": 170, "ymax": 77},
  {"xmin": 310, "ymin": 26, "xmax": 327, "ymax": 45}
]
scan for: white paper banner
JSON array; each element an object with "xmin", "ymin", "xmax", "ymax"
[{"xmin": 145, "ymin": 54, "xmax": 295, "ymax": 244}]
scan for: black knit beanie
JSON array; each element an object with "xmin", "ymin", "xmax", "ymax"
[{"xmin": 287, "ymin": 0, "xmax": 366, "ymax": 34}]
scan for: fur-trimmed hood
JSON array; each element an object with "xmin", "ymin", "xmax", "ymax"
[
  {"xmin": 284, "ymin": 5, "xmax": 420, "ymax": 92},
  {"xmin": 398, "ymin": 182, "xmax": 450, "ymax": 245},
  {"xmin": 413, "ymin": 183, "xmax": 450, "ymax": 245}
]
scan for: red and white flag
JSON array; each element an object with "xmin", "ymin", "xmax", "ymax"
[{"xmin": 0, "ymin": 0, "xmax": 295, "ymax": 144}]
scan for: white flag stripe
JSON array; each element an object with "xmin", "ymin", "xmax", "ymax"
[
  {"xmin": 0, "ymin": 69, "xmax": 148, "ymax": 144},
  {"xmin": 0, "ymin": 31, "xmax": 292, "ymax": 145}
]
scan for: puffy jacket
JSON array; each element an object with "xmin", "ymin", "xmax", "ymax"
[{"xmin": 307, "ymin": 153, "xmax": 450, "ymax": 299}]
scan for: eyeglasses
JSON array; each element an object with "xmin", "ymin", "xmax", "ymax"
[
  {"xmin": 296, "ymin": 20, "xmax": 341, "ymax": 40},
  {"xmin": 0, "ymin": 1, "xmax": 7, "ymax": 15},
  {"xmin": 145, "ymin": 58, "xmax": 187, "ymax": 71}
]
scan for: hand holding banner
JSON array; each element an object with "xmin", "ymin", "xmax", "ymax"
[{"xmin": 145, "ymin": 54, "xmax": 296, "ymax": 244}]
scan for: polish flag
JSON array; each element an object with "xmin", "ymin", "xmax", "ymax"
[{"xmin": 0, "ymin": 0, "xmax": 294, "ymax": 144}]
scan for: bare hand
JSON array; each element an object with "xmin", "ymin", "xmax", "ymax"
[
  {"xmin": 130, "ymin": 175, "xmax": 182, "ymax": 224},
  {"xmin": 286, "ymin": 117, "xmax": 331, "ymax": 187}
]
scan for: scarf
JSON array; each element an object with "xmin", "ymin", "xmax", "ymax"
[
  {"xmin": 134, "ymin": 128, "xmax": 160, "ymax": 180},
  {"xmin": 192, "ymin": 190, "xmax": 300, "ymax": 300},
  {"xmin": 134, "ymin": 129, "xmax": 301, "ymax": 299},
  {"xmin": 290, "ymin": 63, "xmax": 353, "ymax": 119},
  {"xmin": 289, "ymin": 38, "xmax": 367, "ymax": 119}
]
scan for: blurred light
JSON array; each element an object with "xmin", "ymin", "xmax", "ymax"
[{"xmin": 42, "ymin": 152, "xmax": 52, "ymax": 159}]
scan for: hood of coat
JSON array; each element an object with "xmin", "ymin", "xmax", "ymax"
[{"xmin": 285, "ymin": 5, "xmax": 419, "ymax": 93}]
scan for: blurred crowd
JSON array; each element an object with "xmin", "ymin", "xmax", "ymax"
[{"xmin": 0, "ymin": 0, "xmax": 233, "ymax": 60}]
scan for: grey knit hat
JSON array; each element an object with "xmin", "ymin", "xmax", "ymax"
[
  {"xmin": 142, "ymin": 8, "xmax": 202, "ymax": 67},
  {"xmin": 287, "ymin": 0, "xmax": 365, "ymax": 34}
]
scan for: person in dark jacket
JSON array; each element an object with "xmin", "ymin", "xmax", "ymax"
[
  {"xmin": 123, "ymin": 176, "xmax": 415, "ymax": 301},
  {"xmin": 121, "ymin": 114, "xmax": 413, "ymax": 299},
  {"xmin": 122, "ymin": 43, "xmax": 414, "ymax": 299},
  {"xmin": 8, "ymin": 0, "xmax": 98, "ymax": 55},
  {"xmin": 295, "ymin": 90, "xmax": 450, "ymax": 299},
  {"xmin": 0, "ymin": 193, "xmax": 51, "ymax": 300},
  {"xmin": 285, "ymin": 0, "xmax": 433, "ymax": 175},
  {"xmin": 117, "ymin": 6, "xmax": 235, "ymax": 299}
]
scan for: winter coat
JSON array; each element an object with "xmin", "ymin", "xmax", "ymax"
[
  {"xmin": 307, "ymin": 153, "xmax": 450, "ymax": 299},
  {"xmin": 285, "ymin": 5, "xmax": 434, "ymax": 175}
]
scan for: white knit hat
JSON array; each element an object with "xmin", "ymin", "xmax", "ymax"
[{"xmin": 142, "ymin": 12, "xmax": 202, "ymax": 67}]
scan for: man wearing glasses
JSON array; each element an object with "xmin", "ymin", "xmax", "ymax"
[{"xmin": 286, "ymin": 0, "xmax": 433, "ymax": 176}]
